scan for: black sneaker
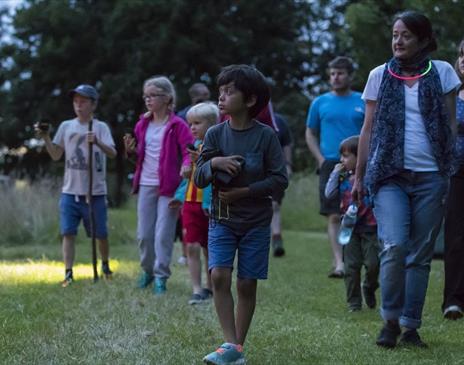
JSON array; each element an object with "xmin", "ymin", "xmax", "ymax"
[
  {"xmin": 201, "ymin": 288, "xmax": 213, "ymax": 300},
  {"xmin": 376, "ymin": 321, "xmax": 401, "ymax": 348},
  {"xmin": 188, "ymin": 293, "xmax": 204, "ymax": 305},
  {"xmin": 443, "ymin": 305, "xmax": 463, "ymax": 320},
  {"xmin": 362, "ymin": 285, "xmax": 376, "ymax": 309},
  {"xmin": 272, "ymin": 237, "xmax": 285, "ymax": 257},
  {"xmin": 101, "ymin": 265, "xmax": 113, "ymax": 280},
  {"xmin": 398, "ymin": 329, "xmax": 428, "ymax": 348}
]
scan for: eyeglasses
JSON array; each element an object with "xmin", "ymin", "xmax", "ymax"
[{"xmin": 142, "ymin": 93, "xmax": 166, "ymax": 100}]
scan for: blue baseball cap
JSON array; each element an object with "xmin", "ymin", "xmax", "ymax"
[{"xmin": 68, "ymin": 84, "xmax": 99, "ymax": 101}]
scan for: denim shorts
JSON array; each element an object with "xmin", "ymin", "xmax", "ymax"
[
  {"xmin": 208, "ymin": 223, "xmax": 270, "ymax": 279},
  {"xmin": 59, "ymin": 193, "xmax": 108, "ymax": 238}
]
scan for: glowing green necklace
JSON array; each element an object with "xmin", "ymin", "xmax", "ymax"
[{"xmin": 387, "ymin": 60, "xmax": 432, "ymax": 81}]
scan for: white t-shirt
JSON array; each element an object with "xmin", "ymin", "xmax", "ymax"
[
  {"xmin": 140, "ymin": 122, "xmax": 166, "ymax": 186},
  {"xmin": 362, "ymin": 60, "xmax": 462, "ymax": 171},
  {"xmin": 53, "ymin": 118, "xmax": 115, "ymax": 195}
]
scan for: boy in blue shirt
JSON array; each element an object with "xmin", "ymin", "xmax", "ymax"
[
  {"xmin": 305, "ymin": 56, "xmax": 365, "ymax": 278},
  {"xmin": 195, "ymin": 65, "xmax": 288, "ymax": 364}
]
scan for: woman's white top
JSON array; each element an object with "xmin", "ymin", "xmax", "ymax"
[{"xmin": 362, "ymin": 60, "xmax": 461, "ymax": 171}]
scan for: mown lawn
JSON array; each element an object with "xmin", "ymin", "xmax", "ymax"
[
  {"xmin": 0, "ymin": 174, "xmax": 461, "ymax": 364},
  {"xmin": 1, "ymin": 229, "xmax": 462, "ymax": 365}
]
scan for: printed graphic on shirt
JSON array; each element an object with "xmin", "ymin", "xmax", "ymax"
[
  {"xmin": 66, "ymin": 133, "xmax": 88, "ymax": 170},
  {"xmin": 65, "ymin": 133, "xmax": 103, "ymax": 172}
]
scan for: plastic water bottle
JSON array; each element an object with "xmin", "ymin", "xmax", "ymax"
[{"xmin": 338, "ymin": 203, "xmax": 358, "ymax": 245}]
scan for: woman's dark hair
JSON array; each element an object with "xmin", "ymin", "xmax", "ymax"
[
  {"xmin": 339, "ymin": 135, "xmax": 359, "ymax": 156},
  {"xmin": 393, "ymin": 11, "xmax": 437, "ymax": 53},
  {"xmin": 455, "ymin": 40, "xmax": 464, "ymax": 83},
  {"xmin": 216, "ymin": 64, "xmax": 270, "ymax": 118}
]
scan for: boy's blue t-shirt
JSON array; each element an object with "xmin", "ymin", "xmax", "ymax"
[{"xmin": 306, "ymin": 91, "xmax": 365, "ymax": 160}]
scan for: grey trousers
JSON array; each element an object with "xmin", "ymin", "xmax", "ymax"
[{"xmin": 137, "ymin": 185, "xmax": 179, "ymax": 279}]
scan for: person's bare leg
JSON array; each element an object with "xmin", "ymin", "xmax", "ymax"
[
  {"xmin": 271, "ymin": 201, "xmax": 281, "ymax": 236},
  {"xmin": 97, "ymin": 238, "xmax": 112, "ymax": 276},
  {"xmin": 62, "ymin": 235, "xmax": 76, "ymax": 270},
  {"xmin": 202, "ymin": 247, "xmax": 212, "ymax": 290},
  {"xmin": 97, "ymin": 238, "xmax": 110, "ymax": 261},
  {"xmin": 328, "ymin": 213, "xmax": 343, "ymax": 271},
  {"xmin": 235, "ymin": 278, "xmax": 257, "ymax": 345},
  {"xmin": 211, "ymin": 267, "xmax": 237, "ymax": 344},
  {"xmin": 271, "ymin": 201, "xmax": 285, "ymax": 256},
  {"xmin": 187, "ymin": 243, "xmax": 202, "ymax": 294}
]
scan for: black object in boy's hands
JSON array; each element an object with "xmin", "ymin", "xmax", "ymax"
[
  {"xmin": 199, "ymin": 149, "xmax": 245, "ymax": 184},
  {"xmin": 216, "ymin": 156, "xmax": 245, "ymax": 185}
]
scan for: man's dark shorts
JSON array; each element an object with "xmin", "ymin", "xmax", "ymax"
[{"xmin": 318, "ymin": 159, "xmax": 340, "ymax": 216}]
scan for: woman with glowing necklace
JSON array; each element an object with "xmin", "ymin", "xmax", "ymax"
[{"xmin": 352, "ymin": 11, "xmax": 461, "ymax": 349}]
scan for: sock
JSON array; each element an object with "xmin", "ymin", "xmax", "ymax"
[
  {"xmin": 65, "ymin": 268, "xmax": 73, "ymax": 279},
  {"xmin": 272, "ymin": 234, "xmax": 282, "ymax": 241}
]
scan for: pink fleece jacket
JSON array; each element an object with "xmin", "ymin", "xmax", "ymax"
[{"xmin": 131, "ymin": 112, "xmax": 194, "ymax": 196}]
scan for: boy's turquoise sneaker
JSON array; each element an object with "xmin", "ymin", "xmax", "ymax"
[
  {"xmin": 153, "ymin": 277, "xmax": 167, "ymax": 295},
  {"xmin": 137, "ymin": 272, "xmax": 154, "ymax": 289},
  {"xmin": 203, "ymin": 343, "xmax": 245, "ymax": 365}
]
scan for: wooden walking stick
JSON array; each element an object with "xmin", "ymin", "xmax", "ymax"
[{"xmin": 88, "ymin": 119, "xmax": 99, "ymax": 282}]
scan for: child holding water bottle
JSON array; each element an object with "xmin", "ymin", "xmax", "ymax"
[{"xmin": 325, "ymin": 136, "xmax": 379, "ymax": 312}]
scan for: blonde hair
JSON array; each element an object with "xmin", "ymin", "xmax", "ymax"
[
  {"xmin": 186, "ymin": 102, "xmax": 219, "ymax": 126},
  {"xmin": 143, "ymin": 76, "xmax": 176, "ymax": 111}
]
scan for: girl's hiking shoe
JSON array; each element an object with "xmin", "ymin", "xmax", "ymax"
[
  {"xmin": 137, "ymin": 272, "xmax": 154, "ymax": 288},
  {"xmin": 203, "ymin": 343, "xmax": 245, "ymax": 365},
  {"xmin": 153, "ymin": 277, "xmax": 167, "ymax": 295}
]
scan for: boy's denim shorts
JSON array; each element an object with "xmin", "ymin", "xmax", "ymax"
[
  {"xmin": 59, "ymin": 193, "xmax": 108, "ymax": 238},
  {"xmin": 208, "ymin": 223, "xmax": 270, "ymax": 279}
]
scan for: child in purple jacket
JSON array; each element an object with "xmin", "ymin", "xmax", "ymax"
[{"xmin": 124, "ymin": 76, "xmax": 194, "ymax": 294}]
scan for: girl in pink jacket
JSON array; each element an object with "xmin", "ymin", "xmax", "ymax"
[{"xmin": 124, "ymin": 76, "xmax": 193, "ymax": 294}]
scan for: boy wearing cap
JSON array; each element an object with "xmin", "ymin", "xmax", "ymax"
[{"xmin": 35, "ymin": 84, "xmax": 116, "ymax": 287}]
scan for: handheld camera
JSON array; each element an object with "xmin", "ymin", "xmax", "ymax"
[{"xmin": 37, "ymin": 122, "xmax": 50, "ymax": 132}]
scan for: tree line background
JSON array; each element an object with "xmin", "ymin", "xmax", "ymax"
[{"xmin": 0, "ymin": 0, "xmax": 462, "ymax": 205}]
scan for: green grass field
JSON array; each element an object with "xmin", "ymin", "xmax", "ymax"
[
  {"xmin": 1, "ymin": 231, "xmax": 463, "ymax": 364},
  {"xmin": 0, "ymin": 174, "xmax": 462, "ymax": 364}
]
